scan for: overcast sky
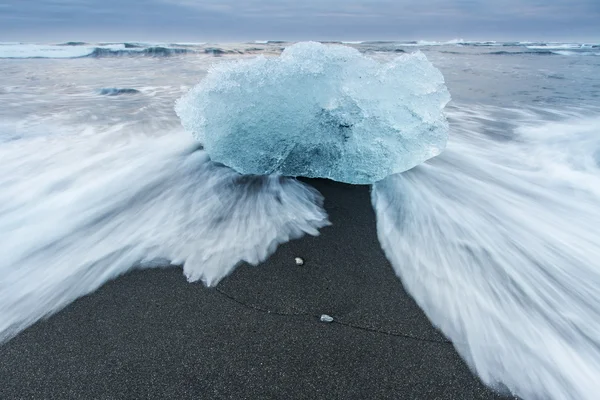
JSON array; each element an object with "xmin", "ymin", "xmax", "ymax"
[{"xmin": 1, "ymin": 0, "xmax": 598, "ymax": 42}]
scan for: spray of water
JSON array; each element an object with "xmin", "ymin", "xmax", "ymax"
[
  {"xmin": 372, "ymin": 106, "xmax": 600, "ymax": 399},
  {"xmin": 0, "ymin": 130, "xmax": 329, "ymax": 343},
  {"xmin": 2, "ymin": 102, "xmax": 599, "ymax": 399}
]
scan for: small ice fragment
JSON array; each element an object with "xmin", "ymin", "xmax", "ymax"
[
  {"xmin": 320, "ymin": 314, "xmax": 334, "ymax": 323},
  {"xmin": 295, "ymin": 257, "xmax": 304, "ymax": 266}
]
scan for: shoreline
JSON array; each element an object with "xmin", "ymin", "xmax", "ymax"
[{"xmin": 0, "ymin": 178, "xmax": 505, "ymax": 399}]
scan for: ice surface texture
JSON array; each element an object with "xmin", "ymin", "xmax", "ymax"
[{"xmin": 176, "ymin": 42, "xmax": 451, "ymax": 184}]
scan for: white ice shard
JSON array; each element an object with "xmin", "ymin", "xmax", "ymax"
[{"xmin": 176, "ymin": 42, "xmax": 450, "ymax": 184}]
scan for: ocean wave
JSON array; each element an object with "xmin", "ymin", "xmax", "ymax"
[
  {"xmin": 373, "ymin": 107, "xmax": 600, "ymax": 399},
  {"xmin": 359, "ymin": 40, "xmax": 396, "ymax": 45},
  {"xmin": 0, "ymin": 44, "xmax": 117, "ymax": 59},
  {"xmin": 0, "ymin": 130, "xmax": 329, "ymax": 343},
  {"xmin": 86, "ymin": 46, "xmax": 191, "ymax": 58},
  {"xmin": 123, "ymin": 42, "xmax": 145, "ymax": 49},
  {"xmin": 252, "ymin": 40, "xmax": 288, "ymax": 45},
  {"xmin": 527, "ymin": 43, "xmax": 583, "ymax": 50},
  {"xmin": 3, "ymin": 41, "xmax": 597, "ymax": 59},
  {"xmin": 551, "ymin": 50, "xmax": 600, "ymax": 56},
  {"xmin": 390, "ymin": 39, "xmax": 465, "ymax": 46},
  {"xmin": 351, "ymin": 40, "xmax": 598, "ymax": 50},
  {"xmin": 0, "ymin": 43, "xmax": 193, "ymax": 59},
  {"xmin": 169, "ymin": 42, "xmax": 207, "ymax": 47},
  {"xmin": 463, "ymin": 41, "xmax": 598, "ymax": 49},
  {"xmin": 460, "ymin": 41, "xmax": 500, "ymax": 46},
  {"xmin": 489, "ymin": 49, "xmax": 599, "ymax": 56},
  {"xmin": 489, "ymin": 50, "xmax": 556, "ymax": 55},
  {"xmin": 204, "ymin": 47, "xmax": 242, "ymax": 55}
]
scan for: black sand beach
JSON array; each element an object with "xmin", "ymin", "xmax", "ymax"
[{"xmin": 0, "ymin": 179, "xmax": 506, "ymax": 399}]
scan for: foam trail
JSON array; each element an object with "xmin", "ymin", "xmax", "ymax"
[
  {"xmin": 0, "ymin": 131, "xmax": 329, "ymax": 342},
  {"xmin": 372, "ymin": 107, "xmax": 600, "ymax": 399}
]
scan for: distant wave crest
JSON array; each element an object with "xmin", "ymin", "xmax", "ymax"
[
  {"xmin": 85, "ymin": 46, "xmax": 191, "ymax": 58},
  {"xmin": 0, "ymin": 44, "xmax": 193, "ymax": 59},
  {"xmin": 1, "ymin": 41, "xmax": 598, "ymax": 59}
]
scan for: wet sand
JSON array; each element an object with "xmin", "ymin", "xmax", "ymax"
[{"xmin": 0, "ymin": 179, "xmax": 505, "ymax": 399}]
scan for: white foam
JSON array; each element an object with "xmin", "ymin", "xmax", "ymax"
[
  {"xmin": 0, "ymin": 129, "xmax": 329, "ymax": 342},
  {"xmin": 373, "ymin": 107, "xmax": 600, "ymax": 399},
  {"xmin": 551, "ymin": 50, "xmax": 600, "ymax": 56},
  {"xmin": 0, "ymin": 43, "xmax": 126, "ymax": 59}
]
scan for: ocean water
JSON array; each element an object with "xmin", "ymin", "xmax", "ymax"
[{"xmin": 1, "ymin": 41, "xmax": 600, "ymax": 399}]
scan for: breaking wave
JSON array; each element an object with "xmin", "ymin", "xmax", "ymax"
[
  {"xmin": 0, "ymin": 44, "xmax": 193, "ymax": 59},
  {"xmin": 1, "ymin": 41, "xmax": 598, "ymax": 59},
  {"xmin": 373, "ymin": 107, "xmax": 600, "ymax": 400},
  {"xmin": 489, "ymin": 50, "xmax": 556, "ymax": 55},
  {"xmin": 86, "ymin": 46, "xmax": 191, "ymax": 58},
  {"xmin": 0, "ymin": 129, "xmax": 329, "ymax": 342},
  {"xmin": 490, "ymin": 49, "xmax": 599, "ymax": 56}
]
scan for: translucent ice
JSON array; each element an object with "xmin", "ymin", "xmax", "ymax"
[{"xmin": 176, "ymin": 42, "xmax": 450, "ymax": 184}]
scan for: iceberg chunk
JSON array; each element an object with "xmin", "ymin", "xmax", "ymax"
[{"xmin": 176, "ymin": 42, "xmax": 450, "ymax": 184}]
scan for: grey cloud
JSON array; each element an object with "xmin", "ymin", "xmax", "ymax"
[{"xmin": 0, "ymin": 0, "xmax": 598, "ymax": 42}]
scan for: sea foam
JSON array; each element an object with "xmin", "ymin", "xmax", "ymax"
[
  {"xmin": 0, "ymin": 130, "xmax": 329, "ymax": 342},
  {"xmin": 373, "ymin": 108, "xmax": 600, "ymax": 400}
]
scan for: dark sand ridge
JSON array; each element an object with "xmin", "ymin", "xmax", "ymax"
[{"xmin": 0, "ymin": 179, "xmax": 507, "ymax": 399}]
